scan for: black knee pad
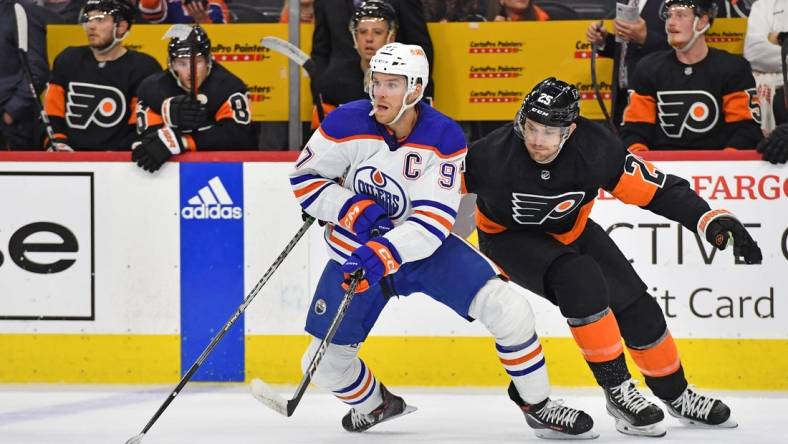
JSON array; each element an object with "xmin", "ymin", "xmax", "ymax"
[
  {"xmin": 616, "ymin": 293, "xmax": 667, "ymax": 347},
  {"xmin": 545, "ymin": 254, "xmax": 609, "ymax": 319}
]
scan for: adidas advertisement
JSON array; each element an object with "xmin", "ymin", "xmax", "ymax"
[
  {"xmin": 181, "ymin": 176, "xmax": 243, "ymax": 220},
  {"xmin": 179, "ymin": 164, "xmax": 246, "ymax": 381},
  {"xmin": 0, "ymin": 172, "xmax": 94, "ymax": 320}
]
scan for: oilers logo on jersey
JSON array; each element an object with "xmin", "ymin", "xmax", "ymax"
[
  {"xmin": 353, "ymin": 167, "xmax": 407, "ymax": 219},
  {"xmin": 511, "ymin": 191, "xmax": 586, "ymax": 225}
]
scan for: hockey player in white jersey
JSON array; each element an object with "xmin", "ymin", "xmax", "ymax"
[{"xmin": 288, "ymin": 42, "xmax": 597, "ymax": 439}]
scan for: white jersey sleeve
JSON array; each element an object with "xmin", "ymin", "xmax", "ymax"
[
  {"xmin": 744, "ymin": 0, "xmax": 784, "ymax": 73},
  {"xmin": 289, "ymin": 127, "xmax": 358, "ymax": 224}
]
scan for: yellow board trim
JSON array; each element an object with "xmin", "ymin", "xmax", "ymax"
[
  {"xmin": 2, "ymin": 334, "xmax": 786, "ymax": 390},
  {"xmin": 0, "ymin": 334, "xmax": 180, "ymax": 383},
  {"xmin": 246, "ymin": 335, "xmax": 788, "ymax": 390}
]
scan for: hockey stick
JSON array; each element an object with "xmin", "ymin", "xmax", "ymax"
[
  {"xmin": 261, "ymin": 36, "xmax": 326, "ymax": 122},
  {"xmin": 590, "ymin": 21, "xmax": 615, "ymax": 134},
  {"xmin": 14, "ymin": 3, "xmax": 57, "ymax": 151},
  {"xmin": 251, "ymin": 271, "xmax": 363, "ymax": 417},
  {"xmin": 125, "ymin": 216, "xmax": 315, "ymax": 444}
]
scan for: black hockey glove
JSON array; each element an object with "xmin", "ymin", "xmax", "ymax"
[
  {"xmin": 757, "ymin": 123, "xmax": 788, "ymax": 164},
  {"xmin": 163, "ymin": 95, "xmax": 210, "ymax": 130},
  {"xmin": 701, "ymin": 211, "xmax": 762, "ymax": 264},
  {"xmin": 132, "ymin": 127, "xmax": 185, "ymax": 173}
]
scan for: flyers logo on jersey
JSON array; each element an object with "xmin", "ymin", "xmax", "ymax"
[
  {"xmin": 66, "ymin": 82, "xmax": 127, "ymax": 129},
  {"xmin": 657, "ymin": 90, "xmax": 718, "ymax": 138},
  {"xmin": 511, "ymin": 191, "xmax": 586, "ymax": 225},
  {"xmin": 354, "ymin": 166, "xmax": 407, "ymax": 219}
]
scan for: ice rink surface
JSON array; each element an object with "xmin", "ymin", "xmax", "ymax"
[{"xmin": 0, "ymin": 385, "xmax": 785, "ymax": 444}]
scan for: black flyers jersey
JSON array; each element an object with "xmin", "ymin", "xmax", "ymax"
[
  {"xmin": 44, "ymin": 46, "xmax": 161, "ymax": 150},
  {"xmin": 135, "ymin": 63, "xmax": 255, "ymax": 150},
  {"xmin": 620, "ymin": 47, "xmax": 762, "ymax": 151},
  {"xmin": 464, "ymin": 118, "xmax": 712, "ymax": 245}
]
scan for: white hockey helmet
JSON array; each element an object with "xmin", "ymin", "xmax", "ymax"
[{"xmin": 367, "ymin": 43, "xmax": 429, "ymax": 124}]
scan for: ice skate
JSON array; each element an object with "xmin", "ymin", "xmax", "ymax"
[
  {"xmin": 341, "ymin": 384, "xmax": 417, "ymax": 432},
  {"xmin": 663, "ymin": 386, "xmax": 737, "ymax": 428},
  {"xmin": 604, "ymin": 379, "xmax": 666, "ymax": 437}
]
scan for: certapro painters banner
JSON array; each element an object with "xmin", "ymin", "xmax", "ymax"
[{"xmin": 45, "ymin": 19, "xmax": 746, "ymax": 122}]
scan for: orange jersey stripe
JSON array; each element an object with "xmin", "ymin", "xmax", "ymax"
[
  {"xmin": 723, "ymin": 90, "xmax": 755, "ymax": 123},
  {"xmin": 293, "ymin": 179, "xmax": 330, "ymax": 198},
  {"xmin": 475, "ymin": 207, "xmax": 507, "ymax": 234},
  {"xmin": 623, "ymin": 91, "xmax": 657, "ymax": 124},
  {"xmin": 127, "ymin": 97, "xmax": 138, "ymax": 125},
  {"xmin": 628, "ymin": 331, "xmax": 681, "ymax": 377},
  {"xmin": 402, "ymin": 142, "xmax": 467, "ymax": 160},
  {"xmin": 549, "ymin": 200, "xmax": 594, "ymax": 245},
  {"xmin": 44, "ymin": 83, "xmax": 66, "ymax": 118},
  {"xmin": 414, "ymin": 209, "xmax": 452, "ymax": 231},
  {"xmin": 570, "ymin": 311, "xmax": 624, "ymax": 363},
  {"xmin": 610, "ymin": 160, "xmax": 660, "ymax": 207},
  {"xmin": 215, "ymin": 100, "xmax": 233, "ymax": 121},
  {"xmin": 318, "ymin": 126, "xmax": 384, "ymax": 143},
  {"xmin": 499, "ymin": 344, "xmax": 543, "ymax": 366}
]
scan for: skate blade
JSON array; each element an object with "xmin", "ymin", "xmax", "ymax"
[
  {"xmin": 613, "ymin": 418, "xmax": 667, "ymax": 438},
  {"xmin": 377, "ymin": 404, "xmax": 418, "ymax": 427},
  {"xmin": 533, "ymin": 429, "xmax": 600, "ymax": 440},
  {"xmin": 668, "ymin": 412, "xmax": 738, "ymax": 429}
]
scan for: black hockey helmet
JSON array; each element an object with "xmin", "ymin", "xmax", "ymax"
[
  {"xmin": 516, "ymin": 77, "xmax": 580, "ymax": 129},
  {"xmin": 168, "ymin": 25, "xmax": 212, "ymax": 60},
  {"xmin": 350, "ymin": 0, "xmax": 398, "ymax": 33},
  {"xmin": 79, "ymin": 0, "xmax": 135, "ymax": 28},
  {"xmin": 661, "ymin": 0, "xmax": 718, "ymax": 24}
]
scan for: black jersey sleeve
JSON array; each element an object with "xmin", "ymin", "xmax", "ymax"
[
  {"xmin": 720, "ymin": 57, "xmax": 763, "ymax": 149},
  {"xmin": 619, "ymin": 53, "xmax": 659, "ymax": 152}
]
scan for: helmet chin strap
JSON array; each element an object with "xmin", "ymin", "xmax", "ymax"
[
  {"xmin": 671, "ymin": 16, "xmax": 709, "ymax": 53},
  {"xmin": 93, "ymin": 23, "xmax": 128, "ymax": 55},
  {"xmin": 368, "ymin": 86, "xmax": 422, "ymax": 126}
]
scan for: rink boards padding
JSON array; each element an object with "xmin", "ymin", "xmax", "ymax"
[{"xmin": 0, "ymin": 152, "xmax": 786, "ymax": 390}]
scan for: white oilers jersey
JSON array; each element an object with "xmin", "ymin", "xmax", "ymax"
[{"xmin": 290, "ymin": 100, "xmax": 467, "ymax": 265}]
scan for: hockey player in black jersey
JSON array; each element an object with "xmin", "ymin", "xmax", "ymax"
[
  {"xmin": 465, "ymin": 77, "xmax": 762, "ymax": 437},
  {"xmin": 620, "ymin": 0, "xmax": 762, "ymax": 152},
  {"xmin": 43, "ymin": 0, "xmax": 161, "ymax": 151},
  {"xmin": 132, "ymin": 25, "xmax": 255, "ymax": 172}
]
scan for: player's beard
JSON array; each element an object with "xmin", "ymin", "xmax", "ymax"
[{"xmin": 89, "ymin": 33, "xmax": 115, "ymax": 52}]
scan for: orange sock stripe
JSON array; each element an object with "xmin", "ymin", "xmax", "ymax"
[
  {"xmin": 628, "ymin": 331, "xmax": 682, "ymax": 377},
  {"xmin": 336, "ymin": 370, "xmax": 373, "ymax": 401},
  {"xmin": 499, "ymin": 344, "xmax": 543, "ymax": 366},
  {"xmin": 570, "ymin": 311, "xmax": 624, "ymax": 363}
]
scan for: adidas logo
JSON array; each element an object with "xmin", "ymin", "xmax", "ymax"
[{"xmin": 181, "ymin": 176, "xmax": 243, "ymax": 220}]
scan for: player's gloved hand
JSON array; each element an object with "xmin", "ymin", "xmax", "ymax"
[
  {"xmin": 338, "ymin": 195, "xmax": 394, "ymax": 243},
  {"xmin": 340, "ymin": 237, "xmax": 401, "ymax": 293},
  {"xmin": 757, "ymin": 124, "xmax": 788, "ymax": 164},
  {"xmin": 163, "ymin": 95, "xmax": 210, "ymax": 130},
  {"xmin": 132, "ymin": 127, "xmax": 185, "ymax": 173},
  {"xmin": 700, "ymin": 210, "xmax": 762, "ymax": 264}
]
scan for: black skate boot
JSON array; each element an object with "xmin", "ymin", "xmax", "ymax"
[
  {"xmin": 508, "ymin": 382, "xmax": 598, "ymax": 440},
  {"xmin": 662, "ymin": 386, "xmax": 737, "ymax": 428},
  {"xmin": 604, "ymin": 379, "xmax": 666, "ymax": 437},
  {"xmin": 341, "ymin": 383, "xmax": 417, "ymax": 432}
]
